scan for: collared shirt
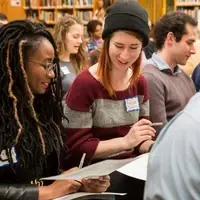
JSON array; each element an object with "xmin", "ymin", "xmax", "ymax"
[
  {"xmin": 142, "ymin": 52, "xmax": 196, "ymax": 137},
  {"xmin": 143, "ymin": 53, "xmax": 182, "ymax": 75}
]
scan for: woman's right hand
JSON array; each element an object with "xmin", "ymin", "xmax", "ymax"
[
  {"xmin": 123, "ymin": 119, "xmax": 156, "ymax": 150},
  {"xmin": 42, "ymin": 168, "xmax": 82, "ymax": 200}
]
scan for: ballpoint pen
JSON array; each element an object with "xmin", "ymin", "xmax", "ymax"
[
  {"xmin": 130, "ymin": 122, "xmax": 163, "ymax": 128},
  {"xmin": 79, "ymin": 153, "xmax": 86, "ymax": 169}
]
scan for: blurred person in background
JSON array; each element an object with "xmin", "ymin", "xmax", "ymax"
[
  {"xmin": 93, "ymin": 0, "xmax": 111, "ymax": 22},
  {"xmin": 54, "ymin": 14, "xmax": 88, "ymax": 99},
  {"xmin": 87, "ymin": 19, "xmax": 103, "ymax": 52}
]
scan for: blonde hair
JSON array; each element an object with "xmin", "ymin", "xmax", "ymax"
[{"xmin": 54, "ymin": 14, "xmax": 88, "ymax": 73}]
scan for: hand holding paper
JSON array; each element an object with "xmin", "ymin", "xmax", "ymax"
[{"xmin": 81, "ymin": 175, "xmax": 110, "ymax": 193}]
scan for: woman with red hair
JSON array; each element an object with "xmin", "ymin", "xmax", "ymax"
[{"xmin": 62, "ymin": 0, "xmax": 155, "ymax": 170}]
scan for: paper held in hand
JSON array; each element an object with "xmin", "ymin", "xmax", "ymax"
[
  {"xmin": 41, "ymin": 153, "xmax": 149, "ymax": 181},
  {"xmin": 42, "ymin": 154, "xmax": 149, "ymax": 200},
  {"xmin": 41, "ymin": 158, "xmax": 134, "ymax": 181},
  {"xmin": 117, "ymin": 153, "xmax": 149, "ymax": 181},
  {"xmin": 54, "ymin": 192, "xmax": 127, "ymax": 200}
]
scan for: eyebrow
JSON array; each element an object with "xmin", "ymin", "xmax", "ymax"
[
  {"xmin": 41, "ymin": 58, "xmax": 54, "ymax": 63},
  {"xmin": 114, "ymin": 42, "xmax": 140, "ymax": 46},
  {"xmin": 187, "ymin": 39, "xmax": 196, "ymax": 42}
]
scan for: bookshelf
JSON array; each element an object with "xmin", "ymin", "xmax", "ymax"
[
  {"xmin": 174, "ymin": 0, "xmax": 200, "ymax": 29},
  {"xmin": 24, "ymin": 0, "xmax": 94, "ymax": 27}
]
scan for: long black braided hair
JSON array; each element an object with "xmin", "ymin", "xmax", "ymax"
[{"xmin": 0, "ymin": 20, "xmax": 65, "ymax": 172}]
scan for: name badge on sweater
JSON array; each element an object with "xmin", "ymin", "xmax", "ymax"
[
  {"xmin": 61, "ymin": 66, "xmax": 70, "ymax": 75},
  {"xmin": 125, "ymin": 97, "xmax": 140, "ymax": 112},
  {"xmin": 0, "ymin": 146, "xmax": 18, "ymax": 167}
]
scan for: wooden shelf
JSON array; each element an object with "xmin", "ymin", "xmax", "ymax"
[
  {"xmin": 45, "ymin": 21, "xmax": 56, "ymax": 25},
  {"xmin": 24, "ymin": 7, "xmax": 39, "ymax": 10},
  {"xmin": 56, "ymin": 6, "xmax": 74, "ymax": 9},
  {"xmin": 75, "ymin": 5, "xmax": 93, "ymax": 9},
  {"xmin": 176, "ymin": 4, "xmax": 200, "ymax": 7},
  {"xmin": 39, "ymin": 7, "xmax": 55, "ymax": 10}
]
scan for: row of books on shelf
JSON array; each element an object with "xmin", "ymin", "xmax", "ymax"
[
  {"xmin": 40, "ymin": 11, "xmax": 55, "ymax": 22},
  {"xmin": 38, "ymin": 10, "xmax": 92, "ymax": 24},
  {"xmin": 176, "ymin": 0, "xmax": 200, "ymax": 4},
  {"xmin": 76, "ymin": 10, "xmax": 92, "ymax": 22},
  {"xmin": 177, "ymin": 7, "xmax": 200, "ymax": 21},
  {"xmin": 25, "ymin": 0, "xmax": 93, "ymax": 7},
  {"xmin": 77, "ymin": 0, "xmax": 93, "ymax": 6}
]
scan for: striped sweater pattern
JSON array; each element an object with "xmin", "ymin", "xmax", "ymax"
[{"xmin": 62, "ymin": 69, "xmax": 149, "ymax": 168}]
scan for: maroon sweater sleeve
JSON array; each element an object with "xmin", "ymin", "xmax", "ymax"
[{"xmin": 63, "ymin": 71, "xmax": 100, "ymax": 168}]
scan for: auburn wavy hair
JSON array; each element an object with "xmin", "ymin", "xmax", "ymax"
[{"xmin": 97, "ymin": 31, "xmax": 143, "ymax": 96}]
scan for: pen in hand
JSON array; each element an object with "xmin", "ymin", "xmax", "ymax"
[
  {"xmin": 79, "ymin": 153, "xmax": 86, "ymax": 169},
  {"xmin": 150, "ymin": 122, "xmax": 163, "ymax": 127},
  {"xmin": 130, "ymin": 122, "xmax": 163, "ymax": 127}
]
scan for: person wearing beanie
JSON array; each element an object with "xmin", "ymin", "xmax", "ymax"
[{"xmin": 61, "ymin": 1, "xmax": 154, "ymax": 198}]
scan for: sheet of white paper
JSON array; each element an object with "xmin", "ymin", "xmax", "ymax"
[
  {"xmin": 41, "ymin": 158, "xmax": 134, "ymax": 181},
  {"xmin": 54, "ymin": 192, "xmax": 127, "ymax": 200},
  {"xmin": 117, "ymin": 153, "xmax": 149, "ymax": 181}
]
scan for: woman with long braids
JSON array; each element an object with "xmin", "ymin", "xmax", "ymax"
[{"xmin": 0, "ymin": 20, "xmax": 110, "ymax": 200}]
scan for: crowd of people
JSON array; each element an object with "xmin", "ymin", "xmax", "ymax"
[{"xmin": 1, "ymin": 0, "xmax": 200, "ymax": 199}]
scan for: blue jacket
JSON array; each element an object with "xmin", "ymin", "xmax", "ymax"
[{"xmin": 192, "ymin": 63, "xmax": 200, "ymax": 91}]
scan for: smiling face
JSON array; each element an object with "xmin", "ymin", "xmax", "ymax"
[
  {"xmin": 65, "ymin": 24, "xmax": 84, "ymax": 55},
  {"xmin": 25, "ymin": 38, "xmax": 55, "ymax": 94},
  {"xmin": 108, "ymin": 31, "xmax": 142, "ymax": 72}
]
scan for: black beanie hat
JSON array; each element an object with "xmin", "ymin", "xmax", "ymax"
[{"xmin": 102, "ymin": 0, "xmax": 149, "ymax": 47}]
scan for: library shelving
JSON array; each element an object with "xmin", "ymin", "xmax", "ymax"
[
  {"xmin": 174, "ymin": 0, "xmax": 200, "ymax": 29},
  {"xmin": 24, "ymin": 0, "xmax": 94, "ymax": 26}
]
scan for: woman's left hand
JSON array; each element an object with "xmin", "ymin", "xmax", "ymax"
[{"xmin": 80, "ymin": 175, "xmax": 110, "ymax": 193}]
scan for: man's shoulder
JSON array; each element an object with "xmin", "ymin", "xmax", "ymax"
[
  {"xmin": 184, "ymin": 93, "xmax": 200, "ymax": 120},
  {"xmin": 142, "ymin": 61, "xmax": 160, "ymax": 74}
]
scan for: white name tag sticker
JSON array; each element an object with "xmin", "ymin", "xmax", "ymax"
[
  {"xmin": 0, "ymin": 146, "xmax": 18, "ymax": 167},
  {"xmin": 61, "ymin": 66, "xmax": 70, "ymax": 75},
  {"xmin": 125, "ymin": 97, "xmax": 140, "ymax": 112}
]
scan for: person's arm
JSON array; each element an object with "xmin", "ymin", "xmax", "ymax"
[
  {"xmin": 143, "ymin": 72, "xmax": 167, "ymax": 137},
  {"xmin": 38, "ymin": 180, "xmax": 81, "ymax": 200},
  {"xmin": 144, "ymin": 97, "xmax": 200, "ymax": 200},
  {"xmin": 39, "ymin": 171, "xmax": 110, "ymax": 200},
  {"xmin": 93, "ymin": 119, "xmax": 155, "ymax": 159},
  {"xmin": 0, "ymin": 184, "xmax": 38, "ymax": 200}
]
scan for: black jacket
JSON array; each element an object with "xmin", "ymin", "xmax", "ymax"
[
  {"xmin": 0, "ymin": 184, "xmax": 38, "ymax": 200},
  {"xmin": 0, "ymin": 151, "xmax": 58, "ymax": 200}
]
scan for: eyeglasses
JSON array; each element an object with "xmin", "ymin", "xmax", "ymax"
[{"xmin": 26, "ymin": 59, "xmax": 57, "ymax": 75}]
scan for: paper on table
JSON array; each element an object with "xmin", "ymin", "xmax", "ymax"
[
  {"xmin": 117, "ymin": 153, "xmax": 149, "ymax": 181},
  {"xmin": 41, "ymin": 158, "xmax": 134, "ymax": 181},
  {"xmin": 54, "ymin": 192, "xmax": 127, "ymax": 200}
]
